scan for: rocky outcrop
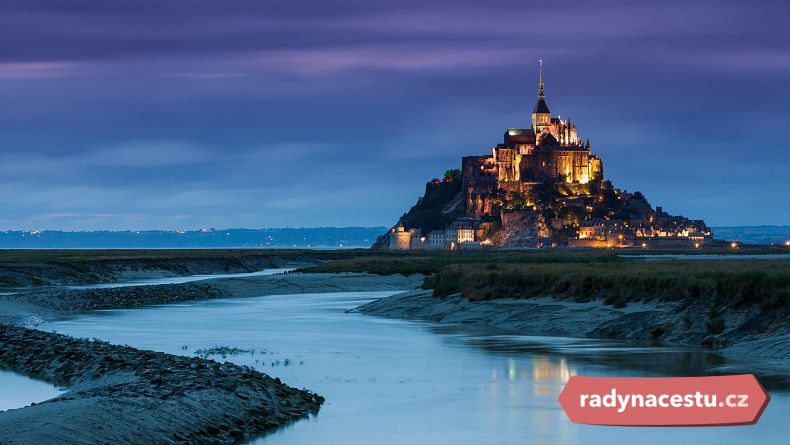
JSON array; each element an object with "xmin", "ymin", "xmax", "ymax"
[
  {"xmin": 373, "ymin": 180, "xmax": 464, "ymax": 249},
  {"xmin": 495, "ymin": 211, "xmax": 550, "ymax": 247}
]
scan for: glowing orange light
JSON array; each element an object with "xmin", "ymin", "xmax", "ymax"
[{"xmin": 730, "ymin": 242, "xmax": 738, "ymax": 249}]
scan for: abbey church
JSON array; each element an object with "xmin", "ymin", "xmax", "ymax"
[{"xmin": 463, "ymin": 60, "xmax": 603, "ymax": 218}]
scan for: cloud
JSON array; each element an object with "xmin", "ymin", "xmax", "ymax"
[
  {"xmin": 80, "ymin": 141, "xmax": 213, "ymax": 167},
  {"xmin": 249, "ymin": 47, "xmax": 524, "ymax": 77},
  {"xmin": 0, "ymin": 62, "xmax": 78, "ymax": 78},
  {"xmin": 0, "ymin": 0, "xmax": 788, "ymax": 229},
  {"xmin": 163, "ymin": 72, "xmax": 250, "ymax": 79}
]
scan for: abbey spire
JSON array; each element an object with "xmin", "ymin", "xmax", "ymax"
[{"xmin": 531, "ymin": 59, "xmax": 551, "ymax": 133}]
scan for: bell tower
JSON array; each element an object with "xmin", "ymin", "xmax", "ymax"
[{"xmin": 531, "ymin": 59, "xmax": 551, "ymax": 133}]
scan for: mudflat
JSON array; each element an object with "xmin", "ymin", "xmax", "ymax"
[
  {"xmin": 0, "ymin": 267, "xmax": 422, "ymax": 444},
  {"xmin": 355, "ymin": 290, "xmax": 790, "ymax": 361},
  {"xmin": 0, "ymin": 325, "xmax": 323, "ymax": 444}
]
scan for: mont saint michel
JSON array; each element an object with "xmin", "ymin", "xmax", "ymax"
[
  {"xmin": 1, "ymin": 2, "xmax": 788, "ymax": 444},
  {"xmin": 379, "ymin": 61, "xmax": 711, "ymax": 250}
]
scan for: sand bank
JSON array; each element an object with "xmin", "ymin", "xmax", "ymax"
[{"xmin": 0, "ymin": 325, "xmax": 323, "ymax": 444}]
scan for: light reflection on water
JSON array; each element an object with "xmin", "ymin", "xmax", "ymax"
[{"xmin": 38, "ymin": 291, "xmax": 788, "ymax": 445}]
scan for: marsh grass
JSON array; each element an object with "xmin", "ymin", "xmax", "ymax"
[
  {"xmin": 0, "ymin": 248, "xmax": 374, "ymax": 264},
  {"xmin": 424, "ymin": 261, "xmax": 790, "ymax": 309},
  {"xmin": 296, "ymin": 251, "xmax": 622, "ymax": 276},
  {"xmin": 10, "ymin": 248, "xmax": 785, "ymax": 311},
  {"xmin": 298, "ymin": 250, "xmax": 790, "ymax": 309}
]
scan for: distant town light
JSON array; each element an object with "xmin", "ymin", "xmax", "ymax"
[
  {"xmin": 694, "ymin": 243, "xmax": 700, "ymax": 249},
  {"xmin": 785, "ymin": 241, "xmax": 790, "ymax": 247},
  {"xmin": 730, "ymin": 242, "xmax": 738, "ymax": 249},
  {"xmin": 641, "ymin": 243, "xmax": 647, "ymax": 248}
]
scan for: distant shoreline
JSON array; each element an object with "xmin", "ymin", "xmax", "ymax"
[
  {"xmin": 0, "ymin": 226, "xmax": 786, "ymax": 249},
  {"xmin": 0, "ymin": 227, "xmax": 388, "ymax": 249}
]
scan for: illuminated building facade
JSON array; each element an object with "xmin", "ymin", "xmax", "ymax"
[{"xmin": 464, "ymin": 60, "xmax": 603, "ymax": 217}]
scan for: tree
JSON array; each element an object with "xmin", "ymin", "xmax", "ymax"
[
  {"xmin": 498, "ymin": 191, "xmax": 535, "ymax": 211},
  {"xmin": 444, "ymin": 169, "xmax": 461, "ymax": 180}
]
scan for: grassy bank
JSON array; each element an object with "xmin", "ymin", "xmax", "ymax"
[
  {"xmin": 423, "ymin": 261, "xmax": 790, "ymax": 310},
  {"xmin": 4, "ymin": 248, "xmax": 789, "ymax": 311},
  {"xmin": 296, "ymin": 249, "xmax": 790, "ymax": 311},
  {"xmin": 0, "ymin": 248, "xmax": 390, "ymax": 287},
  {"xmin": 296, "ymin": 250, "xmax": 623, "ymax": 275},
  {"xmin": 0, "ymin": 248, "xmax": 373, "ymax": 263},
  {"xmin": 2, "ymin": 246, "xmax": 786, "ymax": 267}
]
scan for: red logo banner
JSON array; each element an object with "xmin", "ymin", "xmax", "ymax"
[{"xmin": 558, "ymin": 374, "xmax": 770, "ymax": 426}]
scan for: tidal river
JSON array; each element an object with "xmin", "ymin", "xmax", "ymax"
[{"xmin": 38, "ymin": 288, "xmax": 787, "ymax": 445}]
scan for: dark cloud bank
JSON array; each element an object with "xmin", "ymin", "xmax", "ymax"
[{"xmin": 0, "ymin": 0, "xmax": 788, "ymax": 230}]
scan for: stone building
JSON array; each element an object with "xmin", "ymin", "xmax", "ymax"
[
  {"xmin": 389, "ymin": 224, "xmax": 414, "ymax": 250},
  {"xmin": 427, "ymin": 230, "xmax": 446, "ymax": 249},
  {"xmin": 463, "ymin": 60, "xmax": 603, "ymax": 218},
  {"xmin": 423, "ymin": 221, "xmax": 476, "ymax": 250},
  {"xmin": 446, "ymin": 221, "xmax": 475, "ymax": 247}
]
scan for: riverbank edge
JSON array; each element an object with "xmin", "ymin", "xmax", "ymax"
[
  {"xmin": 0, "ymin": 272, "xmax": 423, "ymax": 444},
  {"xmin": 0, "ymin": 325, "xmax": 324, "ymax": 444},
  {"xmin": 353, "ymin": 290, "xmax": 790, "ymax": 361},
  {"xmin": 0, "ymin": 254, "xmax": 319, "ymax": 288}
]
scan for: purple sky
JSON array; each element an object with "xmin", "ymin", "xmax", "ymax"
[{"xmin": 1, "ymin": 0, "xmax": 788, "ymax": 230}]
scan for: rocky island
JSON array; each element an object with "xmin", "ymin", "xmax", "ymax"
[{"xmin": 377, "ymin": 61, "xmax": 711, "ymax": 250}]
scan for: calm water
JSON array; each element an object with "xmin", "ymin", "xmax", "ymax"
[
  {"xmin": 37, "ymin": 289, "xmax": 788, "ymax": 445},
  {"xmin": 0, "ymin": 370, "xmax": 64, "ymax": 411}
]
